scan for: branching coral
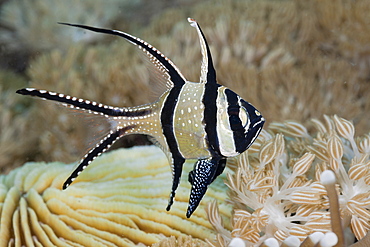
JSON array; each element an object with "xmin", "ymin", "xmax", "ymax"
[
  {"xmin": 206, "ymin": 115, "xmax": 370, "ymax": 246},
  {"xmin": 0, "ymin": 145, "xmax": 232, "ymax": 246}
]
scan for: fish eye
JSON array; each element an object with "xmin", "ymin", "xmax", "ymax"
[
  {"xmin": 227, "ymin": 105, "xmax": 249, "ymax": 131},
  {"xmin": 239, "ymin": 106, "xmax": 249, "ymax": 128}
]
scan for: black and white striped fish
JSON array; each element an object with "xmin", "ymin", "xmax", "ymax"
[{"xmin": 16, "ymin": 18, "xmax": 265, "ymax": 217}]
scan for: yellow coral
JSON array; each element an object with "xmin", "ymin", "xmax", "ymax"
[
  {"xmin": 0, "ymin": 146, "xmax": 232, "ymax": 246},
  {"xmin": 152, "ymin": 235, "xmax": 208, "ymax": 247}
]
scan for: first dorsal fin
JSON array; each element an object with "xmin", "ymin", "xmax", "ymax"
[
  {"xmin": 58, "ymin": 22, "xmax": 187, "ymax": 89},
  {"xmin": 188, "ymin": 18, "xmax": 217, "ymax": 84}
]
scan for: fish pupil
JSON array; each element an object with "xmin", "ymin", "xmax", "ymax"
[
  {"xmin": 227, "ymin": 107, "xmax": 238, "ymax": 115},
  {"xmin": 227, "ymin": 105, "xmax": 244, "ymax": 131}
]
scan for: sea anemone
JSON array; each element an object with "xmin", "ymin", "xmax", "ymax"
[
  {"xmin": 0, "ymin": 145, "xmax": 232, "ymax": 246},
  {"xmin": 206, "ymin": 115, "xmax": 370, "ymax": 246}
]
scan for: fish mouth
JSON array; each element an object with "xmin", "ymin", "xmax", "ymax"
[
  {"xmin": 252, "ymin": 116, "xmax": 265, "ymax": 129},
  {"xmin": 239, "ymin": 100, "xmax": 265, "ymax": 128},
  {"xmin": 244, "ymin": 114, "xmax": 264, "ymax": 150}
]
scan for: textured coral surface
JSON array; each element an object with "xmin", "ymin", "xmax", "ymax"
[{"xmin": 0, "ymin": 146, "xmax": 232, "ymax": 246}]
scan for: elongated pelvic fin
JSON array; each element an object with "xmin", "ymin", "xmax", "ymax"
[
  {"xmin": 166, "ymin": 156, "xmax": 185, "ymax": 211},
  {"xmin": 160, "ymin": 82, "xmax": 187, "ymax": 212},
  {"xmin": 186, "ymin": 158, "xmax": 226, "ymax": 217},
  {"xmin": 188, "ymin": 18, "xmax": 217, "ymax": 84},
  {"xmin": 63, "ymin": 126, "xmax": 134, "ymax": 189},
  {"xmin": 59, "ymin": 22, "xmax": 187, "ymax": 88},
  {"xmin": 16, "ymin": 88, "xmax": 150, "ymax": 117}
]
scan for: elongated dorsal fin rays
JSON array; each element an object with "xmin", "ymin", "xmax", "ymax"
[
  {"xmin": 188, "ymin": 18, "xmax": 217, "ymax": 84},
  {"xmin": 58, "ymin": 22, "xmax": 187, "ymax": 88}
]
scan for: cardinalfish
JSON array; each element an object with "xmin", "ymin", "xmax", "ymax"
[{"xmin": 17, "ymin": 18, "xmax": 265, "ymax": 217}]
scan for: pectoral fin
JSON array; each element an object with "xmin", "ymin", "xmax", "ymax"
[{"xmin": 186, "ymin": 157, "xmax": 226, "ymax": 218}]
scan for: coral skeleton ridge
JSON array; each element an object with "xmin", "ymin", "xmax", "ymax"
[{"xmin": 0, "ymin": 146, "xmax": 232, "ymax": 246}]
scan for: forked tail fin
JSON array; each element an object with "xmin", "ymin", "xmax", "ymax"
[{"xmin": 16, "ymin": 88, "xmax": 143, "ymax": 189}]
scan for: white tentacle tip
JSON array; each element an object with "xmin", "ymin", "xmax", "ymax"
[
  {"xmin": 188, "ymin": 17, "xmax": 197, "ymax": 27},
  {"xmin": 283, "ymin": 236, "xmax": 300, "ymax": 247},
  {"xmin": 228, "ymin": 238, "xmax": 245, "ymax": 247},
  {"xmin": 319, "ymin": 232, "xmax": 338, "ymax": 247},
  {"xmin": 308, "ymin": 232, "xmax": 325, "ymax": 245},
  {"xmin": 262, "ymin": 238, "xmax": 279, "ymax": 247},
  {"xmin": 321, "ymin": 170, "xmax": 336, "ymax": 185}
]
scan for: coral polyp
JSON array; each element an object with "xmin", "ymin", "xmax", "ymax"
[{"xmin": 207, "ymin": 116, "xmax": 370, "ymax": 246}]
